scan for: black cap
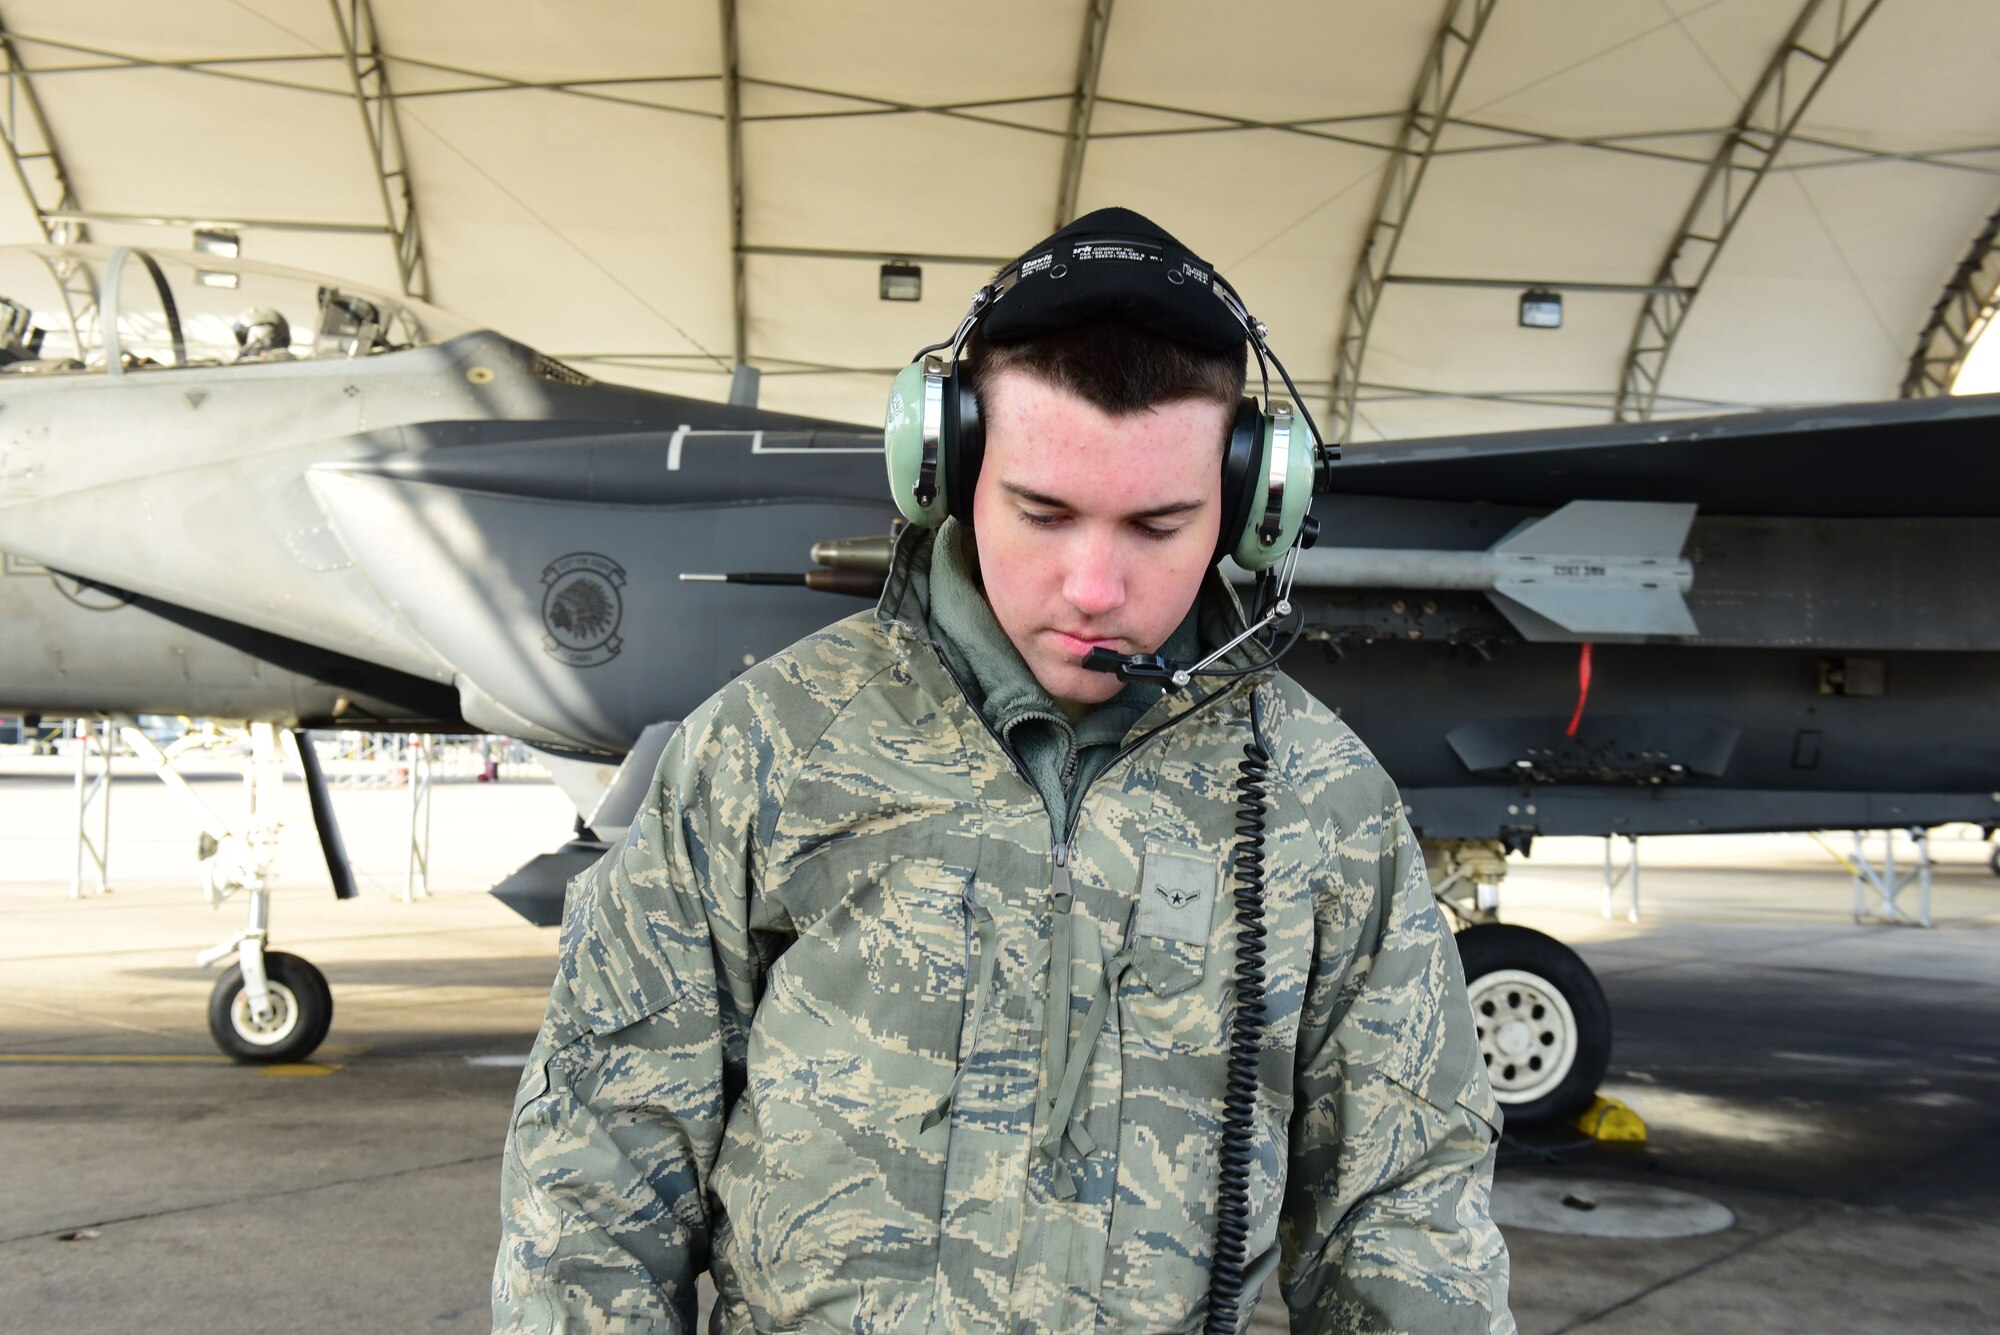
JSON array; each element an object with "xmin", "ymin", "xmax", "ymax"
[{"xmin": 978, "ymin": 206, "xmax": 1248, "ymax": 353}]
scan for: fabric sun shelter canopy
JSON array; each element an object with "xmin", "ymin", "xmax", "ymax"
[{"xmin": 0, "ymin": 0, "xmax": 1996, "ymax": 439}]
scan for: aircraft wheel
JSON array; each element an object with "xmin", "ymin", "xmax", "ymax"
[
  {"xmin": 1454, "ymin": 924, "xmax": 1610, "ymax": 1128},
  {"xmin": 207, "ymin": 951, "xmax": 333, "ymax": 1064},
  {"xmin": 1988, "ymin": 845, "xmax": 1999, "ymax": 878}
]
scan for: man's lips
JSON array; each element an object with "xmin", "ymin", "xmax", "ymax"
[{"xmin": 1047, "ymin": 630, "xmax": 1123, "ymax": 658}]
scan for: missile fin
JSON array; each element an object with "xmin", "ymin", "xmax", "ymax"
[
  {"xmin": 1494, "ymin": 500, "xmax": 1696, "ymax": 558},
  {"xmin": 1492, "ymin": 583, "xmax": 1700, "ymax": 640}
]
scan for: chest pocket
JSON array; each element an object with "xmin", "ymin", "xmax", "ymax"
[{"xmin": 1128, "ymin": 845, "xmax": 1219, "ymax": 999}]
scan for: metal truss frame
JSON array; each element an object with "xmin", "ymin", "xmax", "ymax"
[
  {"xmin": 10, "ymin": 24, "xmax": 1987, "ymax": 176},
  {"xmin": 7, "ymin": 34, "xmax": 345, "ymax": 98},
  {"xmin": 0, "ymin": 18, "xmax": 98, "ymax": 347},
  {"xmin": 1440, "ymin": 118, "xmax": 1727, "ymax": 170},
  {"xmin": 330, "ymin": 0, "xmax": 428, "ymax": 301},
  {"xmin": 1602, "ymin": 833, "xmax": 1640, "ymax": 923},
  {"xmin": 720, "ymin": 0, "xmax": 748, "ymax": 368},
  {"xmin": 737, "ymin": 79, "xmax": 1064, "ymax": 135},
  {"xmin": 11, "ymin": 31, "xmax": 723, "ymax": 116},
  {"xmin": 1053, "ymin": 0, "xmax": 1115, "ymax": 229},
  {"xmin": 1611, "ymin": 0, "xmax": 1883, "ymax": 424},
  {"xmin": 384, "ymin": 56, "xmax": 719, "ymax": 119},
  {"xmin": 3, "ymin": 5, "xmax": 1971, "ymax": 415},
  {"xmin": 1902, "ymin": 200, "xmax": 2000, "ymax": 397},
  {"xmin": 40, "ymin": 208, "xmax": 387, "ymax": 235},
  {"xmin": 0, "ymin": 23, "xmax": 84, "ymax": 243},
  {"xmin": 71, "ymin": 719, "xmax": 113, "ymax": 898},
  {"xmin": 1327, "ymin": 0, "xmax": 1500, "ymax": 446},
  {"xmin": 741, "ymin": 242, "xmax": 1010, "ymax": 267},
  {"xmin": 1353, "ymin": 380, "xmax": 1761, "ymax": 416},
  {"xmin": 4, "ymin": 30, "xmax": 1058, "ymax": 133},
  {"xmin": 1086, "ymin": 98, "xmax": 1401, "ymax": 152},
  {"xmin": 1850, "ymin": 827, "xmax": 1933, "ymax": 928},
  {"xmin": 403, "ymin": 734, "xmax": 433, "ymax": 902},
  {"xmin": 1429, "ymin": 118, "xmax": 2000, "ymax": 180},
  {"xmin": 1780, "ymin": 133, "xmax": 2000, "ymax": 178},
  {"xmin": 1387, "ymin": 273, "xmax": 1687, "ymax": 295}
]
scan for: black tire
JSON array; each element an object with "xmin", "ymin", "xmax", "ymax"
[
  {"xmin": 1453, "ymin": 923, "xmax": 1611, "ymax": 1128},
  {"xmin": 1988, "ymin": 845, "xmax": 2000, "ymax": 878},
  {"xmin": 206, "ymin": 951, "xmax": 334, "ymax": 1064}
]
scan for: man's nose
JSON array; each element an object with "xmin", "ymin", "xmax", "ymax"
[{"xmin": 1062, "ymin": 531, "xmax": 1126, "ymax": 618}]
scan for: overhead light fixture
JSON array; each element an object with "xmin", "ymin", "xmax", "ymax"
[
  {"xmin": 193, "ymin": 227, "xmax": 241, "ymax": 289},
  {"xmin": 1519, "ymin": 288, "xmax": 1562, "ymax": 329},
  {"xmin": 879, "ymin": 262, "xmax": 922, "ymax": 303},
  {"xmin": 193, "ymin": 228, "xmax": 240, "ymax": 258}
]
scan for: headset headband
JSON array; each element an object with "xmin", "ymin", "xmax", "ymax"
[{"xmin": 917, "ymin": 236, "xmax": 1337, "ymax": 478}]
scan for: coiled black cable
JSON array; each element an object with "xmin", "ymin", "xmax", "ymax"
[{"xmin": 1206, "ymin": 689, "xmax": 1270, "ymax": 1335}]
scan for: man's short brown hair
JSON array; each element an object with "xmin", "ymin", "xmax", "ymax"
[{"xmin": 965, "ymin": 316, "xmax": 1246, "ymax": 431}]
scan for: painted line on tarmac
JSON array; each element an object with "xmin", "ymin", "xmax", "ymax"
[
  {"xmin": 0, "ymin": 1053, "xmax": 344, "ymax": 1075},
  {"xmin": 0, "ymin": 1052, "xmax": 233, "ymax": 1065},
  {"xmin": 0, "ymin": 1050, "xmax": 519, "ymax": 1073}
]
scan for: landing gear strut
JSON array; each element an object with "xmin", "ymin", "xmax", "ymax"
[
  {"xmin": 1425, "ymin": 837, "xmax": 1616, "ymax": 1128},
  {"xmin": 119, "ymin": 718, "xmax": 340, "ymax": 1064}
]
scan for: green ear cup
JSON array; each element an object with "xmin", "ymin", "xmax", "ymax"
[
  {"xmin": 884, "ymin": 358, "xmax": 950, "ymax": 527},
  {"xmin": 1230, "ymin": 404, "xmax": 1315, "ymax": 571}
]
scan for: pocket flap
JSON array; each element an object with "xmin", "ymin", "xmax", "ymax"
[{"xmin": 1130, "ymin": 934, "xmax": 1205, "ymax": 997}]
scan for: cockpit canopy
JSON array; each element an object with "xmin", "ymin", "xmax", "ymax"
[{"xmin": 0, "ymin": 245, "xmax": 477, "ymax": 375}]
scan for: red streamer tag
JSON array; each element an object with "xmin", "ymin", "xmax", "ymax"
[{"xmin": 1565, "ymin": 642, "xmax": 1594, "ymax": 738}]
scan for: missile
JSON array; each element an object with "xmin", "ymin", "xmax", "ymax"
[
  {"xmin": 1280, "ymin": 500, "xmax": 1698, "ymax": 641},
  {"xmin": 809, "ymin": 534, "xmax": 896, "ymax": 574},
  {"xmin": 679, "ymin": 569, "xmax": 884, "ymax": 598},
  {"xmin": 681, "ymin": 533, "xmax": 898, "ymax": 599}
]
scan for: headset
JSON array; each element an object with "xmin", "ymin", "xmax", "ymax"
[{"xmin": 883, "ymin": 230, "xmax": 1338, "ymax": 687}]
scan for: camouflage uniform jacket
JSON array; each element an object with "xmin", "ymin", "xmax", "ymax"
[{"xmin": 495, "ymin": 528, "xmax": 1513, "ymax": 1334}]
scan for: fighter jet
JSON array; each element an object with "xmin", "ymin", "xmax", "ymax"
[
  {"xmin": 0, "ymin": 242, "xmax": 894, "ymax": 1074},
  {"xmin": 4, "ymin": 243, "xmax": 1996, "ymax": 1128}
]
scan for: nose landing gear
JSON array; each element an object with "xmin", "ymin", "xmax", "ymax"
[{"xmin": 206, "ymin": 948, "xmax": 333, "ymax": 1064}]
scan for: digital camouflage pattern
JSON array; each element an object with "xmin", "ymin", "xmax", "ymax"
[{"xmin": 495, "ymin": 531, "xmax": 1513, "ymax": 1333}]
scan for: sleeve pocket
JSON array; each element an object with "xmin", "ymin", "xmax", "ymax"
[
  {"xmin": 558, "ymin": 855, "xmax": 695, "ymax": 1037},
  {"xmin": 1458, "ymin": 1081, "xmax": 1503, "ymax": 1141},
  {"xmin": 508, "ymin": 1050, "xmax": 556, "ymax": 1128}
]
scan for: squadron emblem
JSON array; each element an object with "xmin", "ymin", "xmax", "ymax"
[{"xmin": 541, "ymin": 552, "xmax": 625, "ymax": 667}]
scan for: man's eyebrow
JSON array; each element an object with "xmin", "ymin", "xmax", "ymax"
[{"xmin": 1000, "ymin": 480, "xmax": 1207, "ymax": 520}]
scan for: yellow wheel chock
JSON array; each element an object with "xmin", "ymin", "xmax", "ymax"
[{"xmin": 1571, "ymin": 1094, "xmax": 1647, "ymax": 1143}]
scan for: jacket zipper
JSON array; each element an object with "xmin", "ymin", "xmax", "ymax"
[
  {"xmin": 1059, "ymin": 675, "xmax": 1254, "ymax": 846},
  {"xmin": 919, "ymin": 625, "xmax": 1264, "ymax": 1324}
]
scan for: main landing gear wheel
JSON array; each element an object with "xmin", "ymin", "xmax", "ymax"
[
  {"xmin": 206, "ymin": 951, "xmax": 333, "ymax": 1064},
  {"xmin": 1453, "ymin": 924, "xmax": 1611, "ymax": 1128}
]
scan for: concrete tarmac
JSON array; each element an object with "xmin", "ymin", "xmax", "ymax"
[{"xmin": 2, "ymin": 751, "xmax": 1997, "ymax": 1333}]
